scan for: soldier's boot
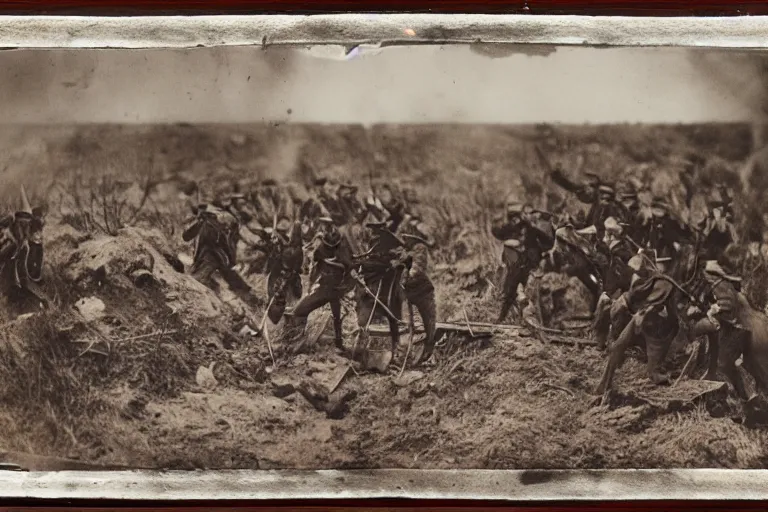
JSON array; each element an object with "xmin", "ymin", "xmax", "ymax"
[
  {"xmin": 352, "ymin": 330, "xmax": 369, "ymax": 361},
  {"xmin": 388, "ymin": 315, "xmax": 401, "ymax": 358},
  {"xmin": 645, "ymin": 334, "xmax": 672, "ymax": 386},
  {"xmin": 596, "ymin": 315, "xmax": 638, "ymax": 396},
  {"xmin": 593, "ymin": 293, "xmax": 612, "ymax": 351},
  {"xmin": 191, "ymin": 258, "xmax": 219, "ymax": 292},
  {"xmin": 330, "ymin": 299, "xmax": 344, "ymax": 350},
  {"xmin": 497, "ymin": 293, "xmax": 516, "ymax": 324},
  {"xmin": 689, "ymin": 318, "xmax": 720, "ymax": 380}
]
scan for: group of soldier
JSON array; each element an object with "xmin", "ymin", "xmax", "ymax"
[
  {"xmin": 141, "ymin": 160, "xmax": 768, "ymax": 401},
  {"xmin": 490, "ymin": 161, "xmax": 766, "ymax": 401},
  {"xmin": 181, "ymin": 177, "xmax": 438, "ymax": 367},
  {"xmin": 1, "ymin": 154, "xmax": 767, "ymax": 403}
]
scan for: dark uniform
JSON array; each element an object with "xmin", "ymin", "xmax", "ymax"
[
  {"xmin": 286, "ymin": 218, "xmax": 356, "ymax": 348},
  {"xmin": 354, "ymin": 222, "xmax": 407, "ymax": 357},
  {"xmin": 182, "ymin": 202, "xmax": 256, "ymax": 304},
  {"xmin": 265, "ymin": 220, "xmax": 305, "ymax": 324},
  {"xmin": 492, "ymin": 203, "xmax": 555, "ymax": 323},
  {"xmin": 0, "ymin": 186, "xmax": 47, "ymax": 313},
  {"xmin": 699, "ymin": 188, "xmax": 737, "ymax": 263},
  {"xmin": 401, "ymin": 233, "xmax": 438, "ymax": 363},
  {"xmin": 688, "ymin": 261, "xmax": 750, "ymax": 398},
  {"xmin": 596, "ymin": 252, "xmax": 682, "ymax": 394},
  {"xmin": 592, "ymin": 217, "xmax": 636, "ymax": 350},
  {"xmin": 644, "ymin": 198, "xmax": 694, "ymax": 260}
]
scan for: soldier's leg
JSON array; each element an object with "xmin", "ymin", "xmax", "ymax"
[
  {"xmin": 593, "ymin": 292, "xmax": 613, "ymax": 351},
  {"xmin": 330, "ymin": 298, "xmax": 344, "ymax": 349},
  {"xmin": 645, "ymin": 334, "xmax": 673, "ymax": 385},
  {"xmin": 191, "ymin": 254, "xmax": 219, "ymax": 291},
  {"xmin": 353, "ymin": 291, "xmax": 374, "ymax": 359},
  {"xmin": 609, "ymin": 295, "xmax": 632, "ymax": 346},
  {"xmin": 387, "ymin": 290, "xmax": 403, "ymax": 355},
  {"xmin": 596, "ymin": 315, "xmax": 639, "ymax": 395},
  {"xmin": 222, "ymin": 267, "xmax": 264, "ymax": 309},
  {"xmin": 498, "ymin": 266, "xmax": 526, "ymax": 324},
  {"xmin": 689, "ymin": 317, "xmax": 720, "ymax": 380},
  {"xmin": 290, "ymin": 287, "xmax": 332, "ymax": 319},
  {"xmin": 415, "ymin": 291, "xmax": 438, "ymax": 362},
  {"xmin": 719, "ymin": 327, "xmax": 751, "ymax": 399}
]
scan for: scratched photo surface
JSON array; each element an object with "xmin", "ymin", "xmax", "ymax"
[{"xmin": 2, "ymin": 45, "xmax": 768, "ymax": 471}]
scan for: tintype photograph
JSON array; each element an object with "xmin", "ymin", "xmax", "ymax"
[{"xmin": 2, "ymin": 41, "xmax": 768, "ymax": 473}]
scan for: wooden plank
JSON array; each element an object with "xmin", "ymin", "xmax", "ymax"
[{"xmin": 367, "ymin": 321, "xmax": 494, "ymax": 337}]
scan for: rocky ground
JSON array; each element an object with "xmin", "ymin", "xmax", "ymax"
[{"xmin": 0, "ymin": 122, "xmax": 767, "ymax": 470}]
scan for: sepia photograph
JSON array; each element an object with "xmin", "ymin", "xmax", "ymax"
[{"xmin": 4, "ymin": 38, "xmax": 768, "ymax": 475}]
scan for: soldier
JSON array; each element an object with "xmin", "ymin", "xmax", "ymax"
[
  {"xmin": 592, "ymin": 217, "xmax": 636, "ymax": 350},
  {"xmin": 352, "ymin": 221, "xmax": 407, "ymax": 359},
  {"xmin": 400, "ymin": 232, "xmax": 437, "ymax": 364},
  {"xmin": 699, "ymin": 186, "xmax": 738, "ymax": 262},
  {"xmin": 261, "ymin": 219, "xmax": 305, "ymax": 324},
  {"xmin": 686, "ymin": 259, "xmax": 747, "ymax": 394},
  {"xmin": 337, "ymin": 182, "xmax": 367, "ymax": 225},
  {"xmin": 0, "ymin": 186, "xmax": 48, "ymax": 313},
  {"xmin": 544, "ymin": 221, "xmax": 602, "ymax": 313},
  {"xmin": 376, "ymin": 184, "xmax": 407, "ymax": 233},
  {"xmin": 182, "ymin": 196, "xmax": 258, "ymax": 306},
  {"xmin": 616, "ymin": 181, "xmax": 646, "ymax": 247},
  {"xmin": 284, "ymin": 217, "xmax": 356, "ymax": 349},
  {"xmin": 492, "ymin": 201, "xmax": 555, "ymax": 324},
  {"xmin": 644, "ymin": 197, "xmax": 694, "ymax": 260},
  {"xmin": 596, "ymin": 248, "xmax": 687, "ymax": 395},
  {"xmin": 549, "ymin": 167, "xmax": 624, "ymax": 237}
]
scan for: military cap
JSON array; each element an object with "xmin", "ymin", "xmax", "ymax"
[
  {"xmin": 313, "ymin": 177, "xmax": 329, "ymax": 186},
  {"xmin": 276, "ymin": 218, "xmax": 292, "ymax": 233},
  {"xmin": 704, "ymin": 260, "xmax": 742, "ymax": 281},
  {"xmin": 576, "ymin": 225, "xmax": 598, "ymax": 236},
  {"xmin": 598, "ymin": 185, "xmax": 615, "ymax": 197},
  {"xmin": 506, "ymin": 202, "xmax": 525, "ymax": 214},
  {"xmin": 365, "ymin": 221, "xmax": 388, "ymax": 229},
  {"xmin": 603, "ymin": 216, "xmax": 623, "ymax": 235},
  {"xmin": 627, "ymin": 254, "xmax": 645, "ymax": 272},
  {"xmin": 261, "ymin": 178, "xmax": 277, "ymax": 187},
  {"xmin": 317, "ymin": 216, "xmax": 335, "ymax": 224}
]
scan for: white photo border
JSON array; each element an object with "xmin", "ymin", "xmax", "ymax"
[{"xmin": 0, "ymin": 12, "xmax": 767, "ymax": 501}]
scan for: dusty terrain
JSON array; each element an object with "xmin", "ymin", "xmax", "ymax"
[{"xmin": 0, "ymin": 122, "xmax": 767, "ymax": 470}]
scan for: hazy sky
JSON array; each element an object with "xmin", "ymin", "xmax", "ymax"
[{"xmin": 0, "ymin": 45, "xmax": 760, "ymax": 124}]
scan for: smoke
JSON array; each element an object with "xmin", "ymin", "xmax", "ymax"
[
  {"xmin": 686, "ymin": 49, "xmax": 768, "ymax": 123},
  {"xmin": 0, "ymin": 46, "xmax": 296, "ymax": 124},
  {"xmin": 0, "ymin": 45, "xmax": 758, "ymax": 124}
]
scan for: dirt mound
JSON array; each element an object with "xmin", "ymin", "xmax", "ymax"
[{"xmin": 61, "ymin": 226, "xmax": 225, "ymax": 322}]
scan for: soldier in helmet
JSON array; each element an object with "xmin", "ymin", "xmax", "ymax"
[
  {"xmin": 398, "ymin": 231, "xmax": 437, "ymax": 364},
  {"xmin": 644, "ymin": 197, "xmax": 694, "ymax": 260},
  {"xmin": 492, "ymin": 201, "xmax": 555, "ymax": 323},
  {"xmin": 596, "ymin": 247, "xmax": 688, "ymax": 395},
  {"xmin": 0, "ymin": 186, "xmax": 48, "ymax": 313},
  {"xmin": 182, "ymin": 194, "xmax": 259, "ymax": 306},
  {"xmin": 549, "ymin": 167, "xmax": 624, "ymax": 238},
  {"xmin": 258, "ymin": 218, "xmax": 305, "ymax": 324},
  {"xmin": 686, "ymin": 255, "xmax": 755, "ymax": 400},
  {"xmin": 592, "ymin": 216, "xmax": 636, "ymax": 350},
  {"xmin": 616, "ymin": 181, "xmax": 646, "ymax": 246},
  {"xmin": 352, "ymin": 221, "xmax": 407, "ymax": 360},
  {"xmin": 284, "ymin": 217, "xmax": 356, "ymax": 350},
  {"xmin": 699, "ymin": 186, "xmax": 737, "ymax": 263}
]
